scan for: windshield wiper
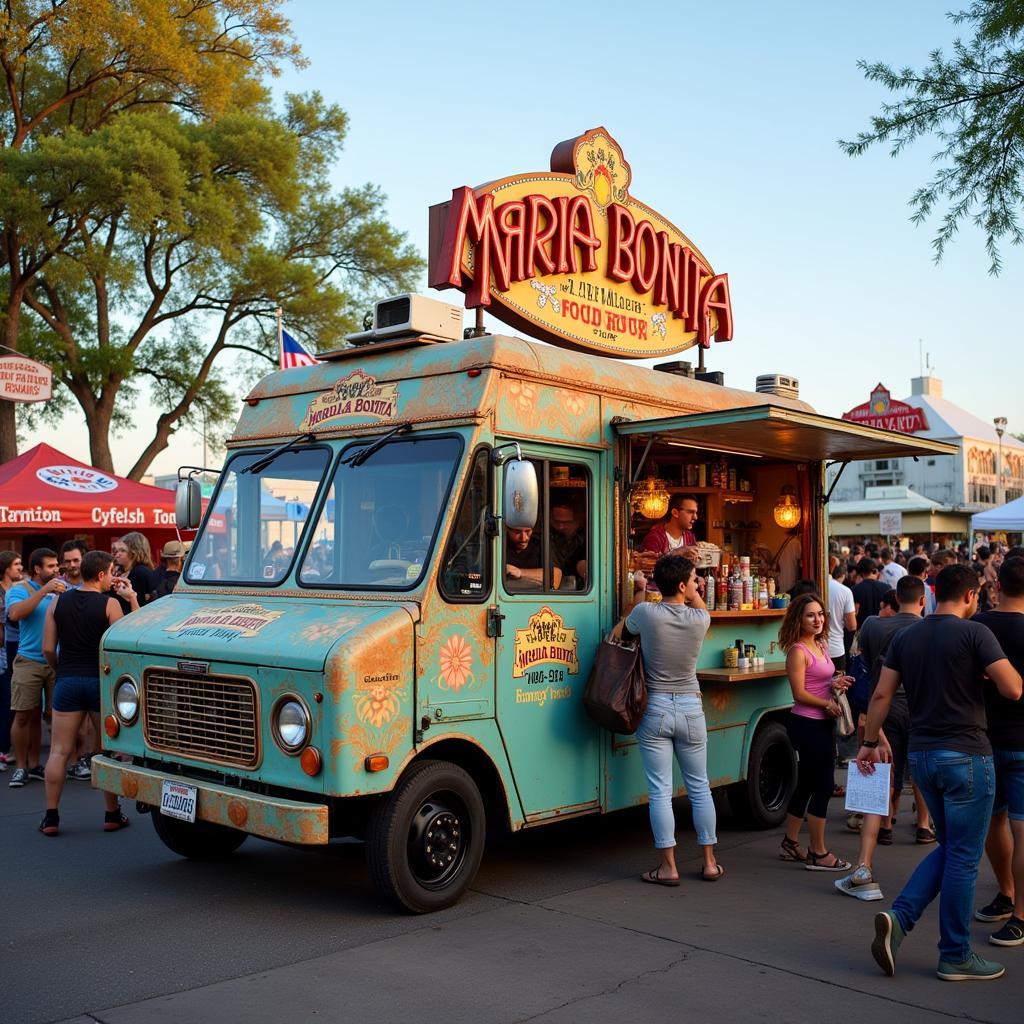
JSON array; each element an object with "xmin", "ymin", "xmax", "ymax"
[
  {"xmin": 339, "ymin": 423, "xmax": 412, "ymax": 467},
  {"xmin": 243, "ymin": 432, "xmax": 315, "ymax": 474}
]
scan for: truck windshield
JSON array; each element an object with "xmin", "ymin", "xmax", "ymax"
[
  {"xmin": 299, "ymin": 435, "xmax": 462, "ymax": 589},
  {"xmin": 185, "ymin": 446, "xmax": 330, "ymax": 585}
]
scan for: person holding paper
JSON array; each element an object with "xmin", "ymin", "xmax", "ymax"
[
  {"xmin": 836, "ymin": 576, "xmax": 928, "ymax": 902},
  {"xmin": 859, "ymin": 564, "xmax": 1022, "ymax": 983}
]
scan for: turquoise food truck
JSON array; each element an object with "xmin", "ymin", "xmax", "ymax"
[{"xmin": 92, "ymin": 129, "xmax": 953, "ymax": 911}]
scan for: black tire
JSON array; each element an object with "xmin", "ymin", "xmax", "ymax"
[
  {"xmin": 729, "ymin": 720, "xmax": 797, "ymax": 829},
  {"xmin": 151, "ymin": 809, "xmax": 248, "ymax": 860},
  {"xmin": 366, "ymin": 759, "xmax": 485, "ymax": 913}
]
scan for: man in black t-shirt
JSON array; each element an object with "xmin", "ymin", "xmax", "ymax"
[
  {"xmin": 974, "ymin": 556, "xmax": 1024, "ymax": 945},
  {"xmin": 858, "ymin": 564, "xmax": 1022, "ymax": 982},
  {"xmin": 505, "ymin": 526, "xmax": 561, "ymax": 591},
  {"xmin": 852, "ymin": 557, "xmax": 892, "ymax": 629}
]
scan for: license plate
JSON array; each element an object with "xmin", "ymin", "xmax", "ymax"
[{"xmin": 160, "ymin": 780, "xmax": 197, "ymax": 823}]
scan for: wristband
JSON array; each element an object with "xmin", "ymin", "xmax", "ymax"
[{"xmin": 862, "ymin": 739, "xmax": 879, "ymax": 749}]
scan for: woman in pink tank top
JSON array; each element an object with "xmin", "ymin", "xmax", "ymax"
[{"xmin": 777, "ymin": 594, "xmax": 854, "ymax": 872}]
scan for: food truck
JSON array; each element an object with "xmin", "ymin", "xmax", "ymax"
[{"xmin": 92, "ymin": 129, "xmax": 955, "ymax": 912}]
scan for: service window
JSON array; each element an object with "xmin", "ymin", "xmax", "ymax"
[
  {"xmin": 503, "ymin": 459, "xmax": 590, "ymax": 594},
  {"xmin": 439, "ymin": 448, "xmax": 492, "ymax": 601}
]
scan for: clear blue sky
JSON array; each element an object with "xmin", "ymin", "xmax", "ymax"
[{"xmin": 47, "ymin": 0, "xmax": 1024, "ymax": 474}]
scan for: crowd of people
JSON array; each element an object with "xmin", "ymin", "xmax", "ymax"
[
  {"xmin": 0, "ymin": 533, "xmax": 187, "ymax": 837},
  {"xmin": 619, "ymin": 542, "xmax": 1023, "ymax": 984}
]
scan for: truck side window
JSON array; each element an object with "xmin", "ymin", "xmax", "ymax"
[
  {"xmin": 439, "ymin": 448, "xmax": 491, "ymax": 602},
  {"xmin": 504, "ymin": 460, "xmax": 589, "ymax": 594}
]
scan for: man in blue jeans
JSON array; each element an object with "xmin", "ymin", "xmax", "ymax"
[{"xmin": 858, "ymin": 564, "xmax": 1022, "ymax": 981}]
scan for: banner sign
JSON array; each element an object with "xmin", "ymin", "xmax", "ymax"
[
  {"xmin": 842, "ymin": 384, "xmax": 929, "ymax": 434},
  {"xmin": 428, "ymin": 127, "xmax": 733, "ymax": 359},
  {"xmin": 0, "ymin": 355, "xmax": 52, "ymax": 402},
  {"xmin": 299, "ymin": 369, "xmax": 400, "ymax": 432}
]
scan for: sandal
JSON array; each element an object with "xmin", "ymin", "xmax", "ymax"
[
  {"xmin": 103, "ymin": 808, "xmax": 131, "ymax": 832},
  {"xmin": 641, "ymin": 866, "xmax": 681, "ymax": 887},
  {"xmin": 702, "ymin": 863, "xmax": 725, "ymax": 882},
  {"xmin": 779, "ymin": 837, "xmax": 807, "ymax": 862},
  {"xmin": 832, "ymin": 784, "xmax": 846, "ymax": 799},
  {"xmin": 805, "ymin": 849, "xmax": 852, "ymax": 872}
]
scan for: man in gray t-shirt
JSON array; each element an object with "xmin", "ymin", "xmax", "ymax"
[{"xmin": 624, "ymin": 595, "xmax": 710, "ymax": 694}]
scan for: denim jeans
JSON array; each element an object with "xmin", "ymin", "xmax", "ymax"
[
  {"xmin": 892, "ymin": 750, "xmax": 995, "ymax": 963},
  {"xmin": 994, "ymin": 748, "xmax": 1024, "ymax": 821},
  {"xmin": 636, "ymin": 692, "xmax": 717, "ymax": 848}
]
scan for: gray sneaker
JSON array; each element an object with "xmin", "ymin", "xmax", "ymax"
[
  {"xmin": 836, "ymin": 864, "xmax": 883, "ymax": 902},
  {"xmin": 872, "ymin": 911, "xmax": 905, "ymax": 977},
  {"xmin": 8, "ymin": 767, "xmax": 27, "ymax": 788},
  {"xmin": 67, "ymin": 757, "xmax": 92, "ymax": 781},
  {"xmin": 936, "ymin": 952, "xmax": 1005, "ymax": 981}
]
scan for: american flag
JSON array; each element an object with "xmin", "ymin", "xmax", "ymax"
[{"xmin": 280, "ymin": 328, "xmax": 319, "ymax": 369}]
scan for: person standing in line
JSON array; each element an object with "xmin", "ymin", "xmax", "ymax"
[
  {"xmin": 827, "ymin": 561, "xmax": 857, "ymax": 672},
  {"xmin": 907, "ymin": 556, "xmax": 936, "ymax": 615},
  {"xmin": 112, "ymin": 533, "xmax": 156, "ymax": 608},
  {"xmin": 852, "ymin": 557, "xmax": 891, "ymax": 629},
  {"xmin": 973, "ymin": 556, "xmax": 1024, "ymax": 946},
  {"xmin": 0, "ymin": 551, "xmax": 24, "ymax": 768},
  {"xmin": 39, "ymin": 551, "xmax": 134, "ymax": 836},
  {"xmin": 59, "ymin": 540, "xmax": 87, "ymax": 589},
  {"xmin": 879, "ymin": 547, "xmax": 908, "ymax": 589},
  {"xmin": 836, "ymin": 576, "xmax": 929, "ymax": 903},
  {"xmin": 777, "ymin": 593, "xmax": 854, "ymax": 872},
  {"xmin": 6, "ymin": 549, "xmax": 66, "ymax": 788},
  {"xmin": 620, "ymin": 555, "xmax": 723, "ymax": 885},
  {"xmin": 861, "ymin": 565, "xmax": 1022, "ymax": 982}
]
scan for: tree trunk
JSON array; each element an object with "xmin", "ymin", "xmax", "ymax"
[
  {"xmin": 127, "ymin": 413, "xmax": 184, "ymax": 481},
  {"xmin": 87, "ymin": 402, "xmax": 116, "ymax": 473},
  {"xmin": 0, "ymin": 291, "xmax": 24, "ymax": 461}
]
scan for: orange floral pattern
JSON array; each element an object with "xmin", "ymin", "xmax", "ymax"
[
  {"xmin": 438, "ymin": 634, "xmax": 475, "ymax": 693},
  {"xmin": 354, "ymin": 684, "xmax": 401, "ymax": 727},
  {"xmin": 508, "ymin": 379, "xmax": 537, "ymax": 416}
]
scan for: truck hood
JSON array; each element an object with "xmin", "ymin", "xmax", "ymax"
[{"xmin": 101, "ymin": 592, "xmax": 419, "ymax": 672}]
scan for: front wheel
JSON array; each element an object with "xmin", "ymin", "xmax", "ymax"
[
  {"xmin": 729, "ymin": 720, "xmax": 797, "ymax": 828},
  {"xmin": 366, "ymin": 760, "xmax": 485, "ymax": 913},
  {"xmin": 151, "ymin": 809, "xmax": 248, "ymax": 860}
]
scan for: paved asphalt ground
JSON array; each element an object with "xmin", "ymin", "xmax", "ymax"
[{"xmin": 3, "ymin": 759, "xmax": 1020, "ymax": 1024}]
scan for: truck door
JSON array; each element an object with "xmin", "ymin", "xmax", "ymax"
[{"xmin": 495, "ymin": 447, "xmax": 602, "ymax": 820}]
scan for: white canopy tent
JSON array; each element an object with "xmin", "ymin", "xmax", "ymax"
[{"xmin": 972, "ymin": 495, "xmax": 1024, "ymax": 532}]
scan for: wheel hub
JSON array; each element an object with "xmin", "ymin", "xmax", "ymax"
[
  {"xmin": 408, "ymin": 797, "xmax": 467, "ymax": 888},
  {"xmin": 423, "ymin": 811, "xmax": 460, "ymax": 869}
]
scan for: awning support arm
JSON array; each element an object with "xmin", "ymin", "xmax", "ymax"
[
  {"xmin": 823, "ymin": 461, "xmax": 851, "ymax": 504},
  {"xmin": 627, "ymin": 436, "xmax": 657, "ymax": 497}
]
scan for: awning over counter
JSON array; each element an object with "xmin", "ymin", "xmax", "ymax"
[{"xmin": 614, "ymin": 405, "xmax": 959, "ymax": 463}]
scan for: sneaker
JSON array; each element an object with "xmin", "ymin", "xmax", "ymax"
[
  {"xmin": 67, "ymin": 757, "xmax": 92, "ymax": 781},
  {"xmin": 38, "ymin": 812, "xmax": 59, "ymax": 837},
  {"xmin": 915, "ymin": 827, "xmax": 937, "ymax": 845},
  {"xmin": 989, "ymin": 916, "xmax": 1024, "ymax": 947},
  {"xmin": 976, "ymin": 892, "xmax": 1015, "ymax": 922},
  {"xmin": 835, "ymin": 864, "xmax": 884, "ymax": 902},
  {"xmin": 8, "ymin": 767, "xmax": 27, "ymax": 788},
  {"xmin": 27, "ymin": 765, "xmax": 45, "ymax": 781},
  {"xmin": 872, "ymin": 911, "xmax": 904, "ymax": 977},
  {"xmin": 103, "ymin": 807, "xmax": 131, "ymax": 832},
  {"xmin": 936, "ymin": 952, "xmax": 1005, "ymax": 981},
  {"xmin": 846, "ymin": 812, "xmax": 863, "ymax": 833},
  {"xmin": 877, "ymin": 827, "xmax": 894, "ymax": 846}
]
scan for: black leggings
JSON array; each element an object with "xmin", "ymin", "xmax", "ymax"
[{"xmin": 786, "ymin": 712, "xmax": 835, "ymax": 820}]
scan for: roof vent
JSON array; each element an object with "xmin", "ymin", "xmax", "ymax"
[
  {"xmin": 345, "ymin": 293, "xmax": 464, "ymax": 346},
  {"xmin": 756, "ymin": 373, "xmax": 799, "ymax": 400},
  {"xmin": 654, "ymin": 360, "xmax": 695, "ymax": 378}
]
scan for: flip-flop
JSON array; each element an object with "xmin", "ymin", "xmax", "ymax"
[
  {"xmin": 641, "ymin": 867, "xmax": 681, "ymax": 887},
  {"xmin": 702, "ymin": 863, "xmax": 725, "ymax": 882}
]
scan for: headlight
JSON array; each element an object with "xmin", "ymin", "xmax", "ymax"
[
  {"xmin": 273, "ymin": 698, "xmax": 310, "ymax": 753},
  {"xmin": 114, "ymin": 677, "xmax": 139, "ymax": 724}
]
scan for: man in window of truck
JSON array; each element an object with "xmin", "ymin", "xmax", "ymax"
[
  {"xmin": 550, "ymin": 504, "xmax": 587, "ymax": 587},
  {"xmin": 640, "ymin": 494, "xmax": 700, "ymax": 563},
  {"xmin": 505, "ymin": 526, "xmax": 561, "ymax": 590}
]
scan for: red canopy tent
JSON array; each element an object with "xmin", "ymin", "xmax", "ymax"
[{"xmin": 0, "ymin": 442, "xmax": 179, "ymax": 556}]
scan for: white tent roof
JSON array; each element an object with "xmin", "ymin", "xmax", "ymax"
[
  {"xmin": 830, "ymin": 486, "xmax": 945, "ymax": 516},
  {"xmin": 972, "ymin": 494, "xmax": 1024, "ymax": 531}
]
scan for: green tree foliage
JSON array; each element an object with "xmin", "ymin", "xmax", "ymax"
[
  {"xmin": 840, "ymin": 1, "xmax": 1024, "ymax": 274},
  {"xmin": 2, "ymin": 1, "xmax": 423, "ymax": 477}
]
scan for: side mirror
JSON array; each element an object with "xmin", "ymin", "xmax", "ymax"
[
  {"xmin": 175, "ymin": 477, "xmax": 202, "ymax": 531},
  {"xmin": 503, "ymin": 459, "xmax": 538, "ymax": 529}
]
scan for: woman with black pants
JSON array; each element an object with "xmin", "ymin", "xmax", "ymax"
[{"xmin": 778, "ymin": 593, "xmax": 854, "ymax": 871}]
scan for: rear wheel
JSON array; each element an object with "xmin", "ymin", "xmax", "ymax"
[
  {"xmin": 729, "ymin": 720, "xmax": 797, "ymax": 828},
  {"xmin": 366, "ymin": 759, "xmax": 485, "ymax": 913},
  {"xmin": 151, "ymin": 809, "xmax": 248, "ymax": 860}
]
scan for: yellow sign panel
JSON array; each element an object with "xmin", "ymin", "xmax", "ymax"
[
  {"xmin": 429, "ymin": 127, "xmax": 733, "ymax": 359},
  {"xmin": 512, "ymin": 606, "xmax": 580, "ymax": 679},
  {"xmin": 299, "ymin": 369, "xmax": 400, "ymax": 432},
  {"xmin": 164, "ymin": 603, "xmax": 284, "ymax": 639}
]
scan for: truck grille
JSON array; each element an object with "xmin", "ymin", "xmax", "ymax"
[{"xmin": 143, "ymin": 669, "xmax": 259, "ymax": 768}]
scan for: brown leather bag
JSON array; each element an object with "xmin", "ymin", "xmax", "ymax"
[{"xmin": 582, "ymin": 635, "xmax": 647, "ymax": 734}]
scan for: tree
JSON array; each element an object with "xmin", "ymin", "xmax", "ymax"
[
  {"xmin": 0, "ymin": 0, "xmax": 303, "ymax": 462},
  {"xmin": 840, "ymin": 2, "xmax": 1024, "ymax": 274},
  {"xmin": 10, "ymin": 93, "xmax": 422, "ymax": 477}
]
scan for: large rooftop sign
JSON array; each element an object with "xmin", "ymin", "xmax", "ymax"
[
  {"xmin": 842, "ymin": 384, "xmax": 930, "ymax": 434},
  {"xmin": 428, "ymin": 128, "xmax": 733, "ymax": 359}
]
